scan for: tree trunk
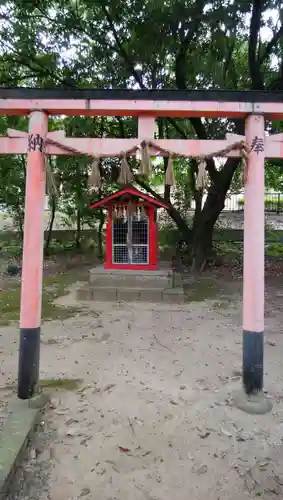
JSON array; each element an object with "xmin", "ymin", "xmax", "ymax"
[
  {"xmin": 16, "ymin": 209, "xmax": 24, "ymax": 242},
  {"xmin": 75, "ymin": 208, "xmax": 81, "ymax": 249},
  {"xmin": 97, "ymin": 209, "xmax": 105, "ymax": 259},
  {"xmin": 191, "ymin": 190, "xmax": 202, "ymax": 236},
  {"xmin": 191, "ymin": 158, "xmax": 240, "ymax": 270},
  {"xmin": 136, "ymin": 177, "xmax": 192, "ymax": 245},
  {"xmin": 191, "ymin": 197, "xmax": 220, "ymax": 270},
  {"xmin": 167, "ymin": 204, "xmax": 192, "ymax": 243},
  {"xmin": 44, "ymin": 196, "xmax": 57, "ymax": 256}
]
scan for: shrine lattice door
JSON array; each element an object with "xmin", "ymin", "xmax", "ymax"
[{"xmin": 112, "ymin": 214, "xmax": 149, "ymax": 265}]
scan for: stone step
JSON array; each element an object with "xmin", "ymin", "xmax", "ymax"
[
  {"xmin": 89, "ymin": 268, "xmax": 173, "ymax": 289},
  {"xmin": 76, "ymin": 285, "xmax": 184, "ymax": 304}
]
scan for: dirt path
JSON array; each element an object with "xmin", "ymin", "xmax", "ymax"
[{"xmin": 4, "ymin": 287, "xmax": 283, "ymax": 500}]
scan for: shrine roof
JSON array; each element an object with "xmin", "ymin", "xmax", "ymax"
[{"xmin": 88, "ymin": 186, "xmax": 168, "ymax": 210}]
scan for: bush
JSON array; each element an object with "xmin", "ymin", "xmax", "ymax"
[
  {"xmin": 158, "ymin": 224, "xmax": 181, "ymax": 249},
  {"xmin": 46, "ymin": 240, "xmax": 75, "ymax": 255},
  {"xmin": 265, "ymin": 243, "xmax": 283, "ymax": 257},
  {"xmin": 7, "ymin": 262, "xmax": 20, "ymax": 276}
]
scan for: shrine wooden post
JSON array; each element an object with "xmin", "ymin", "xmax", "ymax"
[{"xmin": 18, "ymin": 110, "xmax": 48, "ymax": 399}]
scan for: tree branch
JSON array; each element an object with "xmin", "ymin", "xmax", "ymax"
[
  {"xmin": 174, "ymin": 1, "xmax": 206, "ymax": 90},
  {"xmin": 268, "ymin": 61, "xmax": 283, "ymax": 90},
  {"xmin": 223, "ymin": 36, "xmax": 237, "ymax": 85},
  {"xmin": 135, "ymin": 175, "xmax": 166, "ymax": 203},
  {"xmin": 100, "ymin": 4, "xmax": 191, "ymax": 145},
  {"xmin": 100, "ymin": 5, "xmax": 145, "ymax": 88},
  {"xmin": 259, "ymin": 25, "xmax": 283, "ymax": 64},
  {"xmin": 175, "ymin": 50, "xmax": 217, "ymax": 180},
  {"xmin": 3, "ymin": 51, "xmax": 76, "ymax": 88},
  {"xmin": 135, "ymin": 176, "xmax": 192, "ymax": 238},
  {"xmin": 248, "ymin": 0, "xmax": 265, "ymax": 89},
  {"xmin": 173, "ymin": 2, "xmax": 218, "ymax": 182}
]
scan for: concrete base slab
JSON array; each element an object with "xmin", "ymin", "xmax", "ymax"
[
  {"xmin": 233, "ymin": 389, "xmax": 273, "ymax": 415},
  {"xmin": 90, "ymin": 266, "xmax": 173, "ymax": 289},
  {"xmin": 92, "ymin": 287, "xmax": 118, "ymax": 301},
  {"xmin": 77, "ymin": 284, "xmax": 185, "ymax": 303},
  {"xmin": 77, "ymin": 266, "xmax": 185, "ymax": 304},
  {"xmin": 117, "ymin": 287, "xmax": 141, "ymax": 302},
  {"xmin": 77, "ymin": 285, "xmax": 118, "ymax": 301},
  {"xmin": 140, "ymin": 289, "xmax": 163, "ymax": 302},
  {"xmin": 76, "ymin": 285, "xmax": 93, "ymax": 301},
  {"xmin": 163, "ymin": 288, "xmax": 185, "ymax": 304},
  {"xmin": 0, "ymin": 393, "xmax": 49, "ymax": 499}
]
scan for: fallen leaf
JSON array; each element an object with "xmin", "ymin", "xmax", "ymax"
[
  {"xmin": 250, "ymin": 465, "xmax": 261, "ymax": 484},
  {"xmin": 49, "ymin": 398, "xmax": 59, "ymax": 409},
  {"xmin": 142, "ymin": 450, "xmax": 151, "ymax": 457},
  {"xmin": 199, "ymin": 431, "xmax": 210, "ymax": 439},
  {"xmin": 274, "ymin": 475, "xmax": 283, "ymax": 486},
  {"xmin": 66, "ymin": 418, "xmax": 78, "ymax": 426},
  {"xmin": 79, "ymin": 487, "xmax": 91, "ymax": 497},
  {"xmin": 219, "ymin": 426, "xmax": 232, "ymax": 437},
  {"xmin": 193, "ymin": 464, "xmax": 208, "ymax": 475},
  {"xmin": 104, "ymin": 383, "xmax": 116, "ymax": 392},
  {"xmin": 118, "ymin": 446, "xmax": 131, "ymax": 453},
  {"xmin": 66, "ymin": 428, "xmax": 79, "ymax": 437}
]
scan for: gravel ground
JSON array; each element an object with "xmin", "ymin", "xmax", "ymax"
[{"xmin": 3, "ymin": 279, "xmax": 283, "ymax": 500}]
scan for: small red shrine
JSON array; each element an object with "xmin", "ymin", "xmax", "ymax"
[{"xmin": 89, "ymin": 186, "xmax": 168, "ymax": 270}]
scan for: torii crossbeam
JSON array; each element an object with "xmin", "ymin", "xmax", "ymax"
[{"xmin": 1, "ymin": 88, "xmax": 283, "ymax": 413}]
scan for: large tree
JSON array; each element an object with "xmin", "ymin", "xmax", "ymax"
[{"xmin": 0, "ymin": 0, "xmax": 282, "ymax": 267}]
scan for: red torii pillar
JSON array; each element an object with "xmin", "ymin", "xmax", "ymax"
[
  {"xmin": 243, "ymin": 114, "xmax": 265, "ymax": 394},
  {"xmin": 17, "ymin": 110, "xmax": 48, "ymax": 399},
  {"xmin": 235, "ymin": 114, "xmax": 272, "ymax": 413}
]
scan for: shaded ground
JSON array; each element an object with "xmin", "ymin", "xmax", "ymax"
[
  {"xmin": 0, "ymin": 254, "xmax": 94, "ymax": 325},
  {"xmin": 1, "ymin": 262, "xmax": 283, "ymax": 500}
]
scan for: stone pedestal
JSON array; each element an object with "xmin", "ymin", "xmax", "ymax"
[{"xmin": 77, "ymin": 266, "xmax": 185, "ymax": 303}]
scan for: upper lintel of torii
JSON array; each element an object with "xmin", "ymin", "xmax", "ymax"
[
  {"xmin": 0, "ymin": 88, "xmax": 283, "ymax": 118},
  {"xmin": 2, "ymin": 124, "xmax": 283, "ymax": 159}
]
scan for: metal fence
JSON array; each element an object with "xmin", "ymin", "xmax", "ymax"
[
  {"xmin": 187, "ymin": 192, "xmax": 283, "ymax": 213},
  {"xmin": 224, "ymin": 192, "xmax": 283, "ymax": 213}
]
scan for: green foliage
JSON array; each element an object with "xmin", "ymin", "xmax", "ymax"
[
  {"xmin": 266, "ymin": 244, "xmax": 283, "ymax": 257},
  {"xmin": 0, "ymin": 271, "xmax": 85, "ymax": 326},
  {"xmin": 6, "ymin": 262, "xmax": 20, "ymax": 275},
  {"xmin": 0, "ymin": 0, "xmax": 282, "ymax": 258},
  {"xmin": 158, "ymin": 224, "xmax": 180, "ymax": 250}
]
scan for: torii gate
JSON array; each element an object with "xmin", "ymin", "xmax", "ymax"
[{"xmin": 1, "ymin": 89, "xmax": 283, "ymax": 413}]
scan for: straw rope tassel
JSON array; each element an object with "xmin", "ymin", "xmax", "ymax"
[
  {"xmin": 39, "ymin": 133, "xmax": 251, "ymax": 192},
  {"xmin": 140, "ymin": 142, "xmax": 152, "ymax": 177},
  {"xmin": 165, "ymin": 154, "xmax": 175, "ymax": 186},
  {"xmin": 127, "ymin": 200, "xmax": 135, "ymax": 216},
  {"xmin": 54, "ymin": 172, "xmax": 62, "ymax": 190},
  {"xmin": 240, "ymin": 141, "xmax": 249, "ymax": 185},
  {"xmin": 196, "ymin": 158, "xmax": 207, "ymax": 190},
  {"xmin": 45, "ymin": 157, "xmax": 58, "ymax": 197},
  {"xmin": 118, "ymin": 154, "xmax": 134, "ymax": 184},
  {"xmin": 88, "ymin": 157, "xmax": 102, "ymax": 188}
]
